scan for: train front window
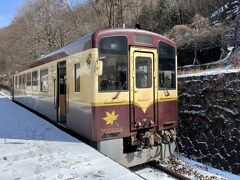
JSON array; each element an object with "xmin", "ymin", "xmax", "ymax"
[
  {"xmin": 158, "ymin": 42, "xmax": 176, "ymax": 89},
  {"xmin": 98, "ymin": 36, "xmax": 128, "ymax": 92}
]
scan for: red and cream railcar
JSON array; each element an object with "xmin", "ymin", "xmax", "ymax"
[{"xmin": 13, "ymin": 29, "xmax": 178, "ymax": 167}]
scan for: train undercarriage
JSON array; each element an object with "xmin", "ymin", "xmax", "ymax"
[{"xmin": 97, "ymin": 128, "xmax": 177, "ymax": 167}]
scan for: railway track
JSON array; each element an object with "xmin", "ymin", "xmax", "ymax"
[
  {"xmin": 149, "ymin": 161, "xmax": 191, "ymax": 180},
  {"xmin": 133, "ymin": 156, "xmax": 227, "ymax": 180}
]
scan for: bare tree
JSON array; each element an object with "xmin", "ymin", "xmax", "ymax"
[
  {"xmin": 89, "ymin": 0, "xmax": 137, "ymax": 28},
  {"xmin": 13, "ymin": 0, "xmax": 74, "ymax": 55}
]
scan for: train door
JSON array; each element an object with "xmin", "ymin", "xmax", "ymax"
[
  {"xmin": 131, "ymin": 49, "xmax": 156, "ymax": 130},
  {"xmin": 57, "ymin": 61, "xmax": 67, "ymax": 123}
]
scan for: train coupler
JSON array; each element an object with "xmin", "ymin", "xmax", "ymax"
[{"xmin": 155, "ymin": 129, "xmax": 177, "ymax": 159}]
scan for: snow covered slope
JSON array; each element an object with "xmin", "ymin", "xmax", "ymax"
[
  {"xmin": 0, "ymin": 96, "xmax": 141, "ymax": 180},
  {"xmin": 209, "ymin": 0, "xmax": 239, "ymax": 25}
]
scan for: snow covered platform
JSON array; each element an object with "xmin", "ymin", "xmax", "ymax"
[{"xmin": 0, "ymin": 96, "xmax": 142, "ymax": 179}]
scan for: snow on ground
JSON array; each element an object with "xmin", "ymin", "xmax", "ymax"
[
  {"xmin": 0, "ymin": 93, "xmax": 141, "ymax": 180},
  {"xmin": 133, "ymin": 155, "xmax": 229, "ymax": 180},
  {"xmin": 136, "ymin": 154, "xmax": 240, "ymax": 180},
  {"xmin": 178, "ymin": 46, "xmax": 240, "ymax": 78},
  {"xmin": 132, "ymin": 164, "xmax": 175, "ymax": 180},
  {"xmin": 0, "ymin": 89, "xmax": 11, "ymax": 99},
  {"xmin": 178, "ymin": 68, "xmax": 240, "ymax": 78},
  {"xmin": 133, "ymin": 154, "xmax": 240, "ymax": 180},
  {"xmin": 180, "ymin": 156, "xmax": 240, "ymax": 180},
  {"xmin": 181, "ymin": 46, "xmax": 234, "ymax": 70}
]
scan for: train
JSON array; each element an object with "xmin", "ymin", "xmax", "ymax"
[{"xmin": 12, "ymin": 28, "xmax": 178, "ymax": 167}]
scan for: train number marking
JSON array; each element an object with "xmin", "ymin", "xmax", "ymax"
[{"xmin": 101, "ymin": 127, "xmax": 123, "ymax": 134}]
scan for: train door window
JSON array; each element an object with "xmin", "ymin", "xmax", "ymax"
[
  {"xmin": 136, "ymin": 57, "xmax": 152, "ymax": 88},
  {"xmin": 40, "ymin": 69, "xmax": 49, "ymax": 92},
  {"xmin": 27, "ymin": 73, "xmax": 31, "ymax": 87},
  {"xmin": 58, "ymin": 62, "xmax": 66, "ymax": 95},
  {"xmin": 74, "ymin": 63, "xmax": 80, "ymax": 92},
  {"xmin": 32, "ymin": 71, "xmax": 38, "ymax": 86},
  {"xmin": 23, "ymin": 74, "xmax": 26, "ymax": 89},
  {"xmin": 158, "ymin": 41, "xmax": 176, "ymax": 89}
]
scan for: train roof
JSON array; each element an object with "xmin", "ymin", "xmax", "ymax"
[
  {"xmin": 28, "ymin": 33, "xmax": 93, "ymax": 68},
  {"xmin": 92, "ymin": 28, "xmax": 176, "ymax": 48},
  {"xmin": 28, "ymin": 28, "xmax": 176, "ymax": 69}
]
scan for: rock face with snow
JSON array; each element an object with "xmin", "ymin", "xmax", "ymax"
[
  {"xmin": 234, "ymin": 10, "xmax": 240, "ymax": 50},
  {"xmin": 209, "ymin": 0, "xmax": 239, "ymax": 25},
  {"xmin": 177, "ymin": 71, "xmax": 240, "ymax": 175}
]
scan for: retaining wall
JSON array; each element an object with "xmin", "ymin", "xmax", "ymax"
[{"xmin": 177, "ymin": 71, "xmax": 240, "ymax": 175}]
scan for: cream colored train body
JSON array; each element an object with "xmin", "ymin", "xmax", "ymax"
[{"xmin": 13, "ymin": 29, "xmax": 178, "ymax": 167}]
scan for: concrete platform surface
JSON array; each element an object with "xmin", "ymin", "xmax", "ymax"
[{"xmin": 0, "ymin": 96, "xmax": 142, "ymax": 180}]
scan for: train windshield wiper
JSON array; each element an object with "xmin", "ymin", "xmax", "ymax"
[
  {"xmin": 112, "ymin": 91, "xmax": 120, "ymax": 100},
  {"xmin": 162, "ymin": 83, "xmax": 170, "ymax": 97}
]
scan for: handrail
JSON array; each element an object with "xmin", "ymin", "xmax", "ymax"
[
  {"xmin": 53, "ymin": 79, "xmax": 57, "ymax": 109},
  {"xmin": 65, "ymin": 80, "xmax": 69, "ymax": 113}
]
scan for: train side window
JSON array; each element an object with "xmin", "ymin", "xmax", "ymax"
[
  {"xmin": 23, "ymin": 74, "xmax": 26, "ymax": 89},
  {"xmin": 40, "ymin": 69, "xmax": 48, "ymax": 92},
  {"xmin": 74, "ymin": 63, "xmax": 80, "ymax": 92},
  {"xmin": 15, "ymin": 76, "xmax": 18, "ymax": 89},
  {"xmin": 19, "ymin": 75, "xmax": 22, "ymax": 89},
  {"xmin": 27, "ymin": 73, "xmax": 31, "ymax": 86},
  {"xmin": 158, "ymin": 41, "xmax": 176, "ymax": 89},
  {"xmin": 32, "ymin": 71, "xmax": 38, "ymax": 86}
]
